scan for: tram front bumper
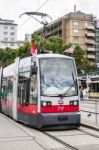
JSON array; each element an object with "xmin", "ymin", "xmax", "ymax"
[{"xmin": 37, "ymin": 112, "xmax": 80, "ymax": 129}]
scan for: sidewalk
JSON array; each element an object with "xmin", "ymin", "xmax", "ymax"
[{"xmin": 0, "ymin": 113, "xmax": 44, "ymax": 150}]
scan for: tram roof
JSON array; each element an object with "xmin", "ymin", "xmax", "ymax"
[{"xmin": 36, "ymin": 53, "xmax": 73, "ymax": 59}]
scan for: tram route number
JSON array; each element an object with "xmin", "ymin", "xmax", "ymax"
[{"xmin": 58, "ymin": 106, "xmax": 64, "ymax": 111}]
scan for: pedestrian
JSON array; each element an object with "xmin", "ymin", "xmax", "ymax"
[{"xmin": 80, "ymin": 86, "xmax": 83, "ymax": 100}]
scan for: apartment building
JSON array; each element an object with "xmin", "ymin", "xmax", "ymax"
[
  {"xmin": 95, "ymin": 19, "xmax": 99, "ymax": 70},
  {"xmin": 0, "ymin": 18, "xmax": 17, "ymax": 49},
  {"xmin": 25, "ymin": 34, "xmax": 32, "ymax": 42},
  {"xmin": 34, "ymin": 11, "xmax": 96, "ymax": 64}
]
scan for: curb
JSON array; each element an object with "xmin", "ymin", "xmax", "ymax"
[{"xmin": 81, "ymin": 122, "xmax": 99, "ymax": 131}]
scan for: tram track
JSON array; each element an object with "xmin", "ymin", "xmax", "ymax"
[
  {"xmin": 78, "ymin": 127, "xmax": 99, "ymax": 139},
  {"xmin": 42, "ymin": 125, "xmax": 99, "ymax": 150},
  {"xmin": 44, "ymin": 131, "xmax": 79, "ymax": 150}
]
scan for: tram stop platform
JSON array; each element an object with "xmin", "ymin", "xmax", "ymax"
[
  {"xmin": 0, "ymin": 113, "xmax": 45, "ymax": 150},
  {"xmin": 0, "ymin": 113, "xmax": 68, "ymax": 150},
  {"xmin": 81, "ymin": 121, "xmax": 99, "ymax": 131}
]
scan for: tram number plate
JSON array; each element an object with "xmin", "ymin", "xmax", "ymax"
[{"xmin": 58, "ymin": 116, "xmax": 68, "ymax": 121}]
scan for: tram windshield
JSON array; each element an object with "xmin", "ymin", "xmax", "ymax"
[{"xmin": 40, "ymin": 58, "xmax": 78, "ymax": 97}]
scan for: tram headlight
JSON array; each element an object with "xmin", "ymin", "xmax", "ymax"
[
  {"xmin": 74, "ymin": 101, "xmax": 78, "ymax": 106},
  {"xmin": 70, "ymin": 100, "xmax": 78, "ymax": 106},
  {"xmin": 42, "ymin": 101, "xmax": 47, "ymax": 107},
  {"xmin": 47, "ymin": 101, "xmax": 52, "ymax": 106},
  {"xmin": 41, "ymin": 101, "xmax": 52, "ymax": 107}
]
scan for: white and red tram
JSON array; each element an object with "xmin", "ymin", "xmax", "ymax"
[{"xmin": 0, "ymin": 54, "xmax": 80, "ymax": 129}]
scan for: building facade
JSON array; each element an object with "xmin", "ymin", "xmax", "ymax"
[
  {"xmin": 34, "ymin": 11, "xmax": 96, "ymax": 64},
  {"xmin": 0, "ymin": 18, "xmax": 17, "ymax": 49},
  {"xmin": 95, "ymin": 19, "xmax": 99, "ymax": 70},
  {"xmin": 25, "ymin": 34, "xmax": 32, "ymax": 42}
]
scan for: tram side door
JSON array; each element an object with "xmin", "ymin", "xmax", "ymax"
[{"xmin": 13, "ymin": 57, "xmax": 19, "ymax": 120}]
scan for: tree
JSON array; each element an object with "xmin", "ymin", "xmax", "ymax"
[
  {"xmin": 32, "ymin": 35, "xmax": 67, "ymax": 54},
  {"xmin": 72, "ymin": 45, "xmax": 85, "ymax": 73},
  {"xmin": 72, "ymin": 45, "xmax": 96, "ymax": 73},
  {"xmin": 0, "ymin": 48, "xmax": 5, "ymax": 67},
  {"xmin": 16, "ymin": 42, "xmax": 31, "ymax": 57}
]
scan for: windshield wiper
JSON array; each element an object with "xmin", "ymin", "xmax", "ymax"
[
  {"xmin": 58, "ymin": 72, "xmax": 77, "ymax": 98},
  {"xmin": 58, "ymin": 84, "xmax": 74, "ymax": 98}
]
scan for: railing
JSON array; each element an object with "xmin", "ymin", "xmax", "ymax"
[{"xmin": 80, "ymin": 99, "xmax": 99, "ymax": 126}]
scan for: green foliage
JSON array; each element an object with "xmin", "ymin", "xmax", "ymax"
[
  {"xmin": 0, "ymin": 42, "xmax": 31, "ymax": 67},
  {"xmin": 44, "ymin": 36, "xmax": 65, "ymax": 54},
  {"xmin": 16, "ymin": 42, "xmax": 31, "ymax": 57},
  {"xmin": 32, "ymin": 35, "xmax": 66, "ymax": 54},
  {"xmin": 0, "ymin": 47, "xmax": 16, "ymax": 66},
  {"xmin": 72, "ymin": 45, "xmax": 96, "ymax": 73}
]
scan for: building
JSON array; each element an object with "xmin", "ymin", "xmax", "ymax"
[
  {"xmin": 34, "ymin": 11, "xmax": 96, "ymax": 64},
  {"xmin": 25, "ymin": 34, "xmax": 32, "ymax": 42},
  {"xmin": 95, "ymin": 19, "xmax": 99, "ymax": 70},
  {"xmin": 0, "ymin": 18, "xmax": 17, "ymax": 49}
]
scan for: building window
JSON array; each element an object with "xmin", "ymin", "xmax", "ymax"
[
  {"xmin": 10, "ymin": 26, "xmax": 15, "ymax": 30},
  {"xmin": 4, "ymin": 38, "xmax": 8, "ymax": 41},
  {"xmin": 73, "ymin": 29, "xmax": 78, "ymax": 33},
  {"xmin": 4, "ymin": 32, "xmax": 8, "ymax": 35},
  {"xmin": 73, "ymin": 36, "xmax": 79, "ymax": 41},
  {"xmin": 4, "ymin": 43, "xmax": 8, "ymax": 46},
  {"xmin": 11, "ymin": 38, "xmax": 14, "ymax": 41},
  {"xmin": 4, "ymin": 26, "xmax": 8, "ymax": 29},
  {"xmin": 10, "ymin": 32, "xmax": 14, "ymax": 36},
  {"xmin": 10, "ymin": 43, "xmax": 15, "ymax": 47},
  {"xmin": 73, "ymin": 21, "xmax": 78, "ymax": 26}
]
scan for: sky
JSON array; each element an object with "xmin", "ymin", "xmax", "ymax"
[{"xmin": 0, "ymin": 0, "xmax": 99, "ymax": 40}]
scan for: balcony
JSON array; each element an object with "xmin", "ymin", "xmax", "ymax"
[
  {"xmin": 85, "ymin": 39, "xmax": 95, "ymax": 44},
  {"xmin": 86, "ymin": 32, "xmax": 95, "ymax": 37},
  {"xmin": 87, "ymin": 54, "xmax": 95, "ymax": 59},
  {"xmin": 87, "ymin": 47, "xmax": 95, "ymax": 52},
  {"xmin": 86, "ymin": 25, "xmax": 95, "ymax": 30}
]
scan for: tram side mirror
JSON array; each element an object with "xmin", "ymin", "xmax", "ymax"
[
  {"xmin": 31, "ymin": 66, "xmax": 37, "ymax": 75},
  {"xmin": 31, "ymin": 62, "xmax": 37, "ymax": 75}
]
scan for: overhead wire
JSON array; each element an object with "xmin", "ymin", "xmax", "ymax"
[{"xmin": 34, "ymin": 0, "xmax": 40, "ymax": 30}]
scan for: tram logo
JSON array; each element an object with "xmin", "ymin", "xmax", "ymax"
[{"xmin": 57, "ymin": 99, "xmax": 64, "ymax": 105}]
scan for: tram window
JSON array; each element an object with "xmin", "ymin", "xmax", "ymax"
[
  {"xmin": 7, "ymin": 78, "xmax": 13, "ymax": 100},
  {"xmin": 18, "ymin": 72, "xmax": 30, "ymax": 105},
  {"xmin": 30, "ymin": 74, "xmax": 38, "ymax": 104},
  {"xmin": 1, "ymin": 78, "xmax": 8, "ymax": 99}
]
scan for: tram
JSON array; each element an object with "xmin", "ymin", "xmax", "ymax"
[
  {"xmin": 0, "ymin": 53, "xmax": 80, "ymax": 130},
  {"xmin": 87, "ymin": 75, "xmax": 99, "ymax": 99}
]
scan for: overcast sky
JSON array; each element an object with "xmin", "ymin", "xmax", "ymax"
[{"xmin": 0, "ymin": 0, "xmax": 99, "ymax": 40}]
